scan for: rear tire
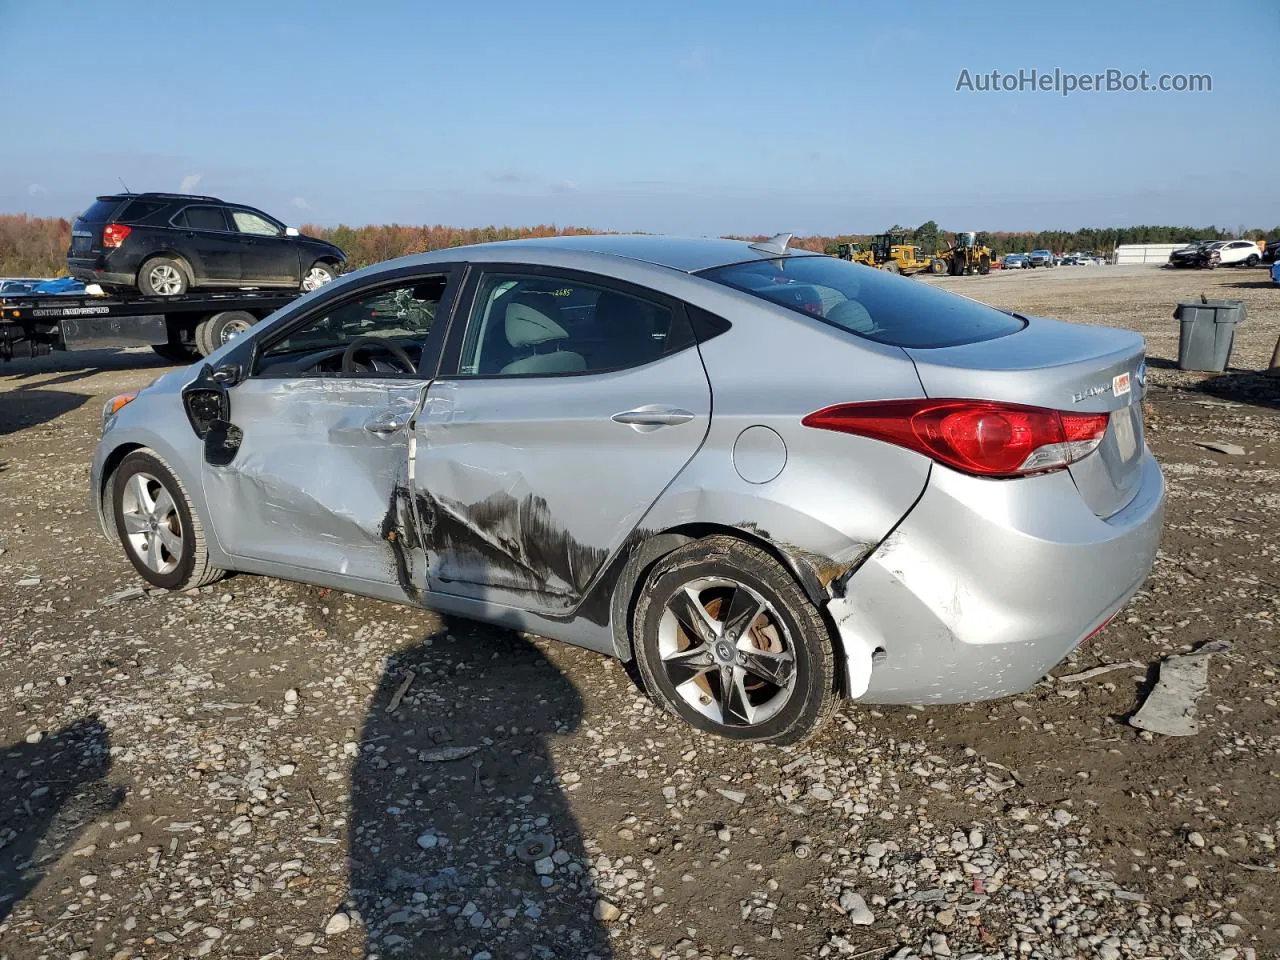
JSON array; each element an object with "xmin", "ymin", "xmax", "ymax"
[
  {"xmin": 632, "ymin": 536, "xmax": 837, "ymax": 746},
  {"xmin": 881, "ymin": 261, "xmax": 901, "ymax": 274},
  {"xmin": 203, "ymin": 310, "xmax": 256, "ymax": 352},
  {"xmin": 1245, "ymin": 254, "xmax": 1259, "ymax": 267},
  {"xmin": 137, "ymin": 257, "xmax": 190, "ymax": 297},
  {"xmin": 111, "ymin": 450, "xmax": 223, "ymax": 591}
]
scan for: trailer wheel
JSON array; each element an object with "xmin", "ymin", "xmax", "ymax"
[
  {"xmin": 138, "ymin": 257, "xmax": 191, "ymax": 297},
  {"xmin": 202, "ymin": 311, "xmax": 256, "ymax": 352}
]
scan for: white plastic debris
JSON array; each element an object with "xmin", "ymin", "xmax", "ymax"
[{"xmin": 1130, "ymin": 640, "xmax": 1231, "ymax": 736}]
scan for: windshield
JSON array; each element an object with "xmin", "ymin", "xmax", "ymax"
[{"xmin": 701, "ymin": 255, "xmax": 1025, "ymax": 349}]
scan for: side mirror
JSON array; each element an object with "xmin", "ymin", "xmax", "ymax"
[
  {"xmin": 211, "ymin": 362, "xmax": 241, "ymax": 386},
  {"xmin": 285, "ymin": 226, "xmax": 300, "ymax": 237}
]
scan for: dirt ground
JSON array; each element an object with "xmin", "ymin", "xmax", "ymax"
[{"xmin": 0, "ymin": 264, "xmax": 1276, "ymax": 960}]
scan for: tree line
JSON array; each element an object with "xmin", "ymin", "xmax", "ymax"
[{"xmin": 2, "ymin": 213, "xmax": 1275, "ymax": 278}]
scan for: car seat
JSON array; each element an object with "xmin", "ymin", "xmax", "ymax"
[{"xmin": 500, "ymin": 294, "xmax": 586, "ymax": 375}]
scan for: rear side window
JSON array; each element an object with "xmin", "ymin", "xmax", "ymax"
[
  {"xmin": 79, "ymin": 198, "xmax": 124, "ymax": 222},
  {"xmin": 174, "ymin": 206, "xmax": 230, "ymax": 231},
  {"xmin": 459, "ymin": 273, "xmax": 686, "ymax": 376},
  {"xmin": 117, "ymin": 199, "xmax": 168, "ymax": 223},
  {"xmin": 701, "ymin": 256, "xmax": 1025, "ymax": 349}
]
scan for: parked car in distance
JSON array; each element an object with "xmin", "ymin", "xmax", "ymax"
[
  {"xmin": 91, "ymin": 234, "xmax": 1164, "ymax": 745},
  {"xmin": 1263, "ymin": 240, "xmax": 1279, "ymax": 264},
  {"xmin": 1003, "ymin": 253, "xmax": 1028, "ymax": 269},
  {"xmin": 67, "ymin": 193, "xmax": 346, "ymax": 297},
  {"xmin": 1168, "ymin": 241, "xmax": 1221, "ymax": 269},
  {"xmin": 1272, "ymin": 259, "xmax": 1280, "ymax": 286},
  {"xmin": 1027, "ymin": 249, "xmax": 1054, "ymax": 268},
  {"xmin": 1214, "ymin": 239, "xmax": 1263, "ymax": 267}
]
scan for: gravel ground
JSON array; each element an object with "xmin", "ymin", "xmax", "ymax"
[{"xmin": 0, "ymin": 264, "xmax": 1276, "ymax": 960}]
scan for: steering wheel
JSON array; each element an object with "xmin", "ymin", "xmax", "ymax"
[{"xmin": 340, "ymin": 336, "xmax": 417, "ymax": 375}]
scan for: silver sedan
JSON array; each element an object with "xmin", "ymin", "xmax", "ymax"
[{"xmin": 91, "ymin": 235, "xmax": 1164, "ymax": 744}]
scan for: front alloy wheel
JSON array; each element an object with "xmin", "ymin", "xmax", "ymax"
[
  {"xmin": 302, "ymin": 263, "xmax": 337, "ymax": 291},
  {"xmin": 634, "ymin": 536, "xmax": 837, "ymax": 745},
  {"xmin": 111, "ymin": 450, "xmax": 223, "ymax": 591}
]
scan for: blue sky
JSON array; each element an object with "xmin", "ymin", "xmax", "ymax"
[{"xmin": 1, "ymin": 0, "xmax": 1276, "ymax": 235}]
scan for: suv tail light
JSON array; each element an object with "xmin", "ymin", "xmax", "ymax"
[
  {"xmin": 802, "ymin": 398, "xmax": 1109, "ymax": 478},
  {"xmin": 102, "ymin": 223, "xmax": 131, "ymax": 248}
]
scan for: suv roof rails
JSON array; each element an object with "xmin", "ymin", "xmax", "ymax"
[{"xmin": 98, "ymin": 191, "xmax": 225, "ymax": 203}]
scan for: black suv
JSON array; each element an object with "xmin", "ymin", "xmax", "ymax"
[{"xmin": 67, "ymin": 193, "xmax": 346, "ymax": 296}]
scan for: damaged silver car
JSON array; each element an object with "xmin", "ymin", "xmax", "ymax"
[{"xmin": 91, "ymin": 234, "xmax": 1164, "ymax": 744}]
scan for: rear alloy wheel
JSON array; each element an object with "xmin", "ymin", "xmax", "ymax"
[
  {"xmin": 138, "ymin": 257, "xmax": 189, "ymax": 297},
  {"xmin": 633, "ymin": 537, "xmax": 836, "ymax": 745},
  {"xmin": 111, "ymin": 450, "xmax": 222, "ymax": 591},
  {"xmin": 302, "ymin": 262, "xmax": 337, "ymax": 292}
]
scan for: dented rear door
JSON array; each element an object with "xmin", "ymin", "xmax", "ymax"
[{"xmin": 413, "ymin": 266, "xmax": 712, "ymax": 617}]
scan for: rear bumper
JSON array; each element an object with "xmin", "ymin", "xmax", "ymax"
[
  {"xmin": 837, "ymin": 449, "xmax": 1164, "ymax": 704},
  {"xmin": 68, "ymin": 256, "xmax": 135, "ymax": 287}
]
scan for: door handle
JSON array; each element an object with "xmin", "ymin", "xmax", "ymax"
[
  {"xmin": 364, "ymin": 412, "xmax": 410, "ymax": 435},
  {"xmin": 611, "ymin": 406, "xmax": 695, "ymax": 427}
]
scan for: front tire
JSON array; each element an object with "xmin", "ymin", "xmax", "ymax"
[
  {"xmin": 880, "ymin": 261, "xmax": 901, "ymax": 274},
  {"xmin": 111, "ymin": 450, "xmax": 223, "ymax": 591},
  {"xmin": 137, "ymin": 257, "xmax": 190, "ymax": 297},
  {"xmin": 978, "ymin": 255, "xmax": 990, "ymax": 275},
  {"xmin": 633, "ymin": 537, "xmax": 837, "ymax": 745},
  {"xmin": 301, "ymin": 261, "xmax": 338, "ymax": 292}
]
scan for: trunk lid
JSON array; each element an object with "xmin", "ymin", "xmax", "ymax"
[
  {"xmin": 70, "ymin": 197, "xmax": 128, "ymax": 256},
  {"xmin": 905, "ymin": 315, "xmax": 1147, "ymax": 518}
]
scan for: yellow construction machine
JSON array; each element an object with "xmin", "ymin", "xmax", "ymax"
[
  {"xmin": 935, "ymin": 231, "xmax": 994, "ymax": 276},
  {"xmin": 837, "ymin": 234, "xmax": 944, "ymax": 276}
]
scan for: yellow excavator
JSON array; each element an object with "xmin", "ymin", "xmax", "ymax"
[
  {"xmin": 837, "ymin": 234, "xmax": 944, "ymax": 276},
  {"xmin": 935, "ymin": 231, "xmax": 994, "ymax": 276}
]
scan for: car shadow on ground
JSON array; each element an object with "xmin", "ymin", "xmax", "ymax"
[
  {"xmin": 348, "ymin": 615, "xmax": 613, "ymax": 959},
  {"xmin": 0, "ymin": 388, "xmax": 90, "ymax": 435},
  {"xmin": 0, "ymin": 347, "xmax": 172, "ymax": 384},
  {"xmin": 0, "ymin": 718, "xmax": 123, "ymax": 922}
]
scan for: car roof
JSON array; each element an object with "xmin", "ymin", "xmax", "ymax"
[{"xmin": 435, "ymin": 234, "xmax": 822, "ymax": 274}]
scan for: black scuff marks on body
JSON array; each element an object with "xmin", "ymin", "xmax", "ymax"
[{"xmin": 425, "ymin": 490, "xmax": 609, "ymax": 607}]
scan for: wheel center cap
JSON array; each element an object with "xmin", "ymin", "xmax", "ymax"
[{"xmin": 714, "ymin": 641, "xmax": 735, "ymax": 663}]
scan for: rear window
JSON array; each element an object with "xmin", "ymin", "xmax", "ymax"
[
  {"xmin": 174, "ymin": 206, "xmax": 230, "ymax": 231},
  {"xmin": 78, "ymin": 198, "xmax": 125, "ymax": 222},
  {"xmin": 701, "ymin": 256, "xmax": 1025, "ymax": 349},
  {"xmin": 117, "ymin": 199, "xmax": 168, "ymax": 223}
]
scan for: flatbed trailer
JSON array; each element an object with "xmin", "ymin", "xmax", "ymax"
[{"xmin": 0, "ymin": 289, "xmax": 302, "ymax": 363}]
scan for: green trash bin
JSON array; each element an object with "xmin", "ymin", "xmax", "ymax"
[{"xmin": 1174, "ymin": 299, "xmax": 1247, "ymax": 372}]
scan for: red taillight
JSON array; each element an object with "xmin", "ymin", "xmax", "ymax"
[
  {"xmin": 102, "ymin": 223, "xmax": 131, "ymax": 248},
  {"xmin": 802, "ymin": 399, "xmax": 1109, "ymax": 478}
]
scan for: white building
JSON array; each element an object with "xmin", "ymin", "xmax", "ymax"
[{"xmin": 1112, "ymin": 243, "xmax": 1192, "ymax": 265}]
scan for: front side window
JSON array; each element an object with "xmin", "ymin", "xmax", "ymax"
[
  {"xmin": 260, "ymin": 276, "xmax": 447, "ymax": 370},
  {"xmin": 231, "ymin": 209, "xmax": 281, "ymax": 236},
  {"xmin": 176, "ymin": 206, "xmax": 230, "ymax": 231},
  {"xmin": 458, "ymin": 273, "xmax": 681, "ymax": 376},
  {"xmin": 702, "ymin": 255, "xmax": 1025, "ymax": 349}
]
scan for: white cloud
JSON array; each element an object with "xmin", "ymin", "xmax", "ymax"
[
  {"xmin": 179, "ymin": 173, "xmax": 203, "ymax": 193},
  {"xmin": 551, "ymin": 179, "xmax": 578, "ymax": 193},
  {"xmin": 28, "ymin": 183, "xmax": 47, "ymax": 196},
  {"xmin": 290, "ymin": 196, "xmax": 310, "ymax": 210}
]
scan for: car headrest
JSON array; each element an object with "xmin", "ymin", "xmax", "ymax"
[{"xmin": 506, "ymin": 294, "xmax": 568, "ymax": 347}]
